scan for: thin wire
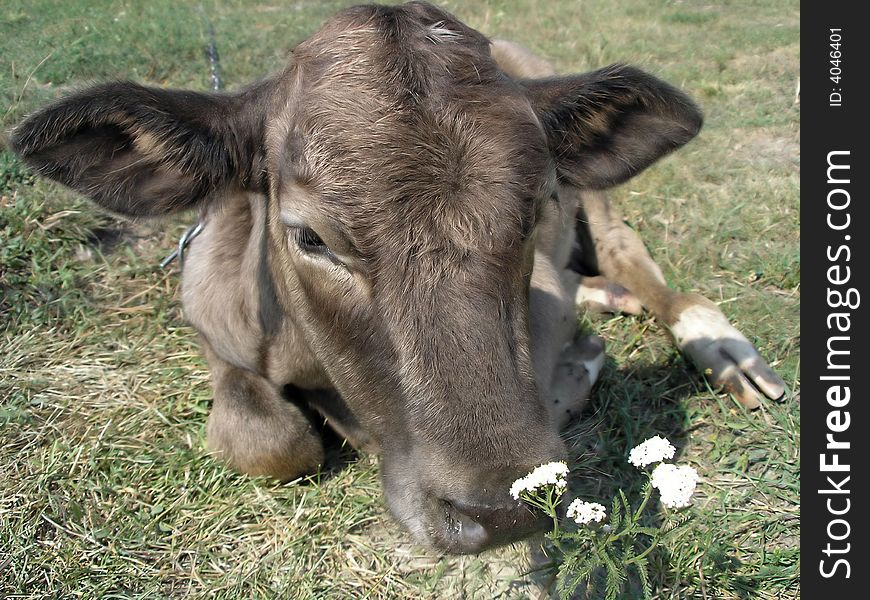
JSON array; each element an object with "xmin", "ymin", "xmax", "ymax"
[{"xmin": 160, "ymin": 9, "xmax": 222, "ymax": 269}]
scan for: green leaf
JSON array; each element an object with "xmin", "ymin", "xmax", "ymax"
[
  {"xmin": 602, "ymin": 547, "xmax": 627, "ymax": 600},
  {"xmin": 610, "ymin": 495, "xmax": 623, "ymax": 532},
  {"xmin": 636, "ymin": 557, "xmax": 653, "ymax": 600},
  {"xmin": 619, "ymin": 489, "xmax": 634, "ymax": 523}
]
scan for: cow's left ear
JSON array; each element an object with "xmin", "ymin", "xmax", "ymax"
[
  {"xmin": 524, "ymin": 65, "xmax": 703, "ymax": 189},
  {"xmin": 10, "ymin": 77, "xmax": 278, "ymax": 217}
]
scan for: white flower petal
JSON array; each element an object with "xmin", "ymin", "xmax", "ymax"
[
  {"xmin": 566, "ymin": 499, "xmax": 607, "ymax": 525},
  {"xmin": 651, "ymin": 463, "xmax": 699, "ymax": 508},
  {"xmin": 509, "ymin": 461, "xmax": 569, "ymax": 498},
  {"xmin": 628, "ymin": 436, "xmax": 677, "ymax": 468}
]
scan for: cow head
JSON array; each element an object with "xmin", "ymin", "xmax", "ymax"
[{"xmin": 11, "ymin": 2, "xmax": 701, "ymax": 553}]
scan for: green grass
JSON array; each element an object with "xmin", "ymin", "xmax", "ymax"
[{"xmin": 1, "ymin": 0, "xmax": 799, "ymax": 598}]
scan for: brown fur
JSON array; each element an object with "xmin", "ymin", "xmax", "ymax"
[{"xmin": 10, "ymin": 1, "xmax": 782, "ymax": 553}]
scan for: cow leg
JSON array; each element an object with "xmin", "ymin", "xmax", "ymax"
[
  {"xmin": 203, "ymin": 342, "xmax": 325, "ymax": 481},
  {"xmin": 576, "ymin": 275, "xmax": 643, "ymax": 315},
  {"xmin": 547, "ymin": 334, "xmax": 606, "ymax": 429},
  {"xmin": 530, "ymin": 252, "xmax": 605, "ymax": 430},
  {"xmin": 298, "ymin": 388, "xmax": 378, "ymax": 454},
  {"xmin": 574, "ymin": 189, "xmax": 785, "ymax": 408}
]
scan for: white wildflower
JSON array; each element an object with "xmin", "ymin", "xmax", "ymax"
[
  {"xmin": 509, "ymin": 461, "xmax": 569, "ymax": 499},
  {"xmin": 650, "ymin": 463, "xmax": 699, "ymax": 508},
  {"xmin": 628, "ymin": 435, "xmax": 676, "ymax": 468},
  {"xmin": 566, "ymin": 499, "xmax": 607, "ymax": 525}
]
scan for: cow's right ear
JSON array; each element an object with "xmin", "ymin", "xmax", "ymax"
[
  {"xmin": 10, "ymin": 78, "xmax": 277, "ymax": 217},
  {"xmin": 524, "ymin": 65, "xmax": 703, "ymax": 190}
]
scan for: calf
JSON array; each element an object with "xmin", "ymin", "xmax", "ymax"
[{"xmin": 11, "ymin": 1, "xmax": 783, "ymax": 554}]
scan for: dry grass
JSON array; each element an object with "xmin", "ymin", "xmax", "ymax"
[{"xmin": 2, "ymin": 1, "xmax": 799, "ymax": 598}]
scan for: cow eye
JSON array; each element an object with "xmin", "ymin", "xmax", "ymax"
[
  {"xmin": 291, "ymin": 226, "xmax": 329, "ymax": 255},
  {"xmin": 285, "ymin": 223, "xmax": 351, "ymax": 268}
]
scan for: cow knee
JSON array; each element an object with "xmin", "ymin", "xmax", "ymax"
[
  {"xmin": 206, "ymin": 367, "xmax": 324, "ymax": 482},
  {"xmin": 548, "ymin": 335, "xmax": 606, "ymax": 429}
]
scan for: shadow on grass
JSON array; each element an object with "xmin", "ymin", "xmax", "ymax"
[
  {"xmin": 534, "ymin": 356, "xmax": 762, "ymax": 599},
  {"xmin": 277, "ymin": 384, "xmax": 365, "ymax": 483}
]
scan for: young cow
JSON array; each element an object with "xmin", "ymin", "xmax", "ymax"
[{"xmin": 11, "ymin": 1, "xmax": 784, "ymax": 554}]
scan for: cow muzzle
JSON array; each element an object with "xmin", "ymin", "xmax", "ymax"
[
  {"xmin": 432, "ymin": 493, "xmax": 554, "ymax": 554},
  {"xmin": 382, "ymin": 441, "xmax": 568, "ymax": 554}
]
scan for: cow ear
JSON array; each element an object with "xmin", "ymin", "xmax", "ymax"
[
  {"xmin": 10, "ymin": 78, "xmax": 277, "ymax": 217},
  {"xmin": 525, "ymin": 65, "xmax": 703, "ymax": 189}
]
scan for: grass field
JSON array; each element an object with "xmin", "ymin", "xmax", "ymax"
[{"xmin": 0, "ymin": 0, "xmax": 799, "ymax": 598}]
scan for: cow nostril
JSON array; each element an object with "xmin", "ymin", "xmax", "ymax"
[
  {"xmin": 439, "ymin": 499, "xmax": 489, "ymax": 548},
  {"xmin": 437, "ymin": 495, "xmax": 548, "ymax": 553},
  {"xmin": 444, "ymin": 498, "xmax": 497, "ymax": 525}
]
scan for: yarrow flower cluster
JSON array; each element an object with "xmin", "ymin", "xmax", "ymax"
[
  {"xmin": 509, "ymin": 461, "xmax": 569, "ymax": 499},
  {"xmin": 628, "ymin": 435, "xmax": 698, "ymax": 508},
  {"xmin": 650, "ymin": 463, "xmax": 699, "ymax": 508},
  {"xmin": 628, "ymin": 435, "xmax": 676, "ymax": 467},
  {"xmin": 566, "ymin": 499, "xmax": 607, "ymax": 525},
  {"xmin": 508, "ymin": 437, "xmax": 701, "ymax": 600}
]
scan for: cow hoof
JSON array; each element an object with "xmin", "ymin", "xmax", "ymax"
[
  {"xmin": 549, "ymin": 335, "xmax": 606, "ymax": 429},
  {"xmin": 575, "ymin": 275, "xmax": 643, "ymax": 315},
  {"xmin": 670, "ymin": 303, "xmax": 786, "ymax": 408}
]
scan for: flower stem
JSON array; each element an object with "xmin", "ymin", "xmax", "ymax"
[
  {"xmin": 549, "ymin": 487, "xmax": 561, "ymax": 538},
  {"xmin": 625, "ymin": 534, "xmax": 661, "ymax": 566},
  {"xmin": 602, "ymin": 481, "xmax": 654, "ymax": 546},
  {"xmin": 632, "ymin": 481, "xmax": 653, "ymax": 525}
]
